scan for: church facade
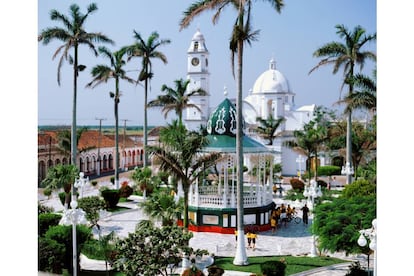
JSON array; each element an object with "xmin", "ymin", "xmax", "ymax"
[{"xmin": 184, "ymin": 29, "xmax": 323, "ymax": 176}]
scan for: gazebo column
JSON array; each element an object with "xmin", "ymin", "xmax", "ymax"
[{"xmin": 194, "ymin": 178, "xmax": 199, "ymax": 206}]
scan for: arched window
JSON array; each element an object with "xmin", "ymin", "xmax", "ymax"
[
  {"xmin": 103, "ymin": 155, "xmax": 108, "ymax": 170},
  {"xmin": 108, "ymin": 154, "xmax": 113, "ymax": 169},
  {"xmin": 86, "ymin": 156, "xmax": 91, "ymax": 172},
  {"xmin": 79, "ymin": 158, "xmax": 84, "ymax": 172},
  {"xmin": 55, "ymin": 159, "xmax": 61, "ymax": 165},
  {"xmin": 38, "ymin": 161, "xmax": 46, "ymax": 186},
  {"xmin": 47, "ymin": 159, "xmax": 53, "ymax": 169},
  {"xmin": 62, "ymin": 158, "xmax": 68, "ymax": 165}
]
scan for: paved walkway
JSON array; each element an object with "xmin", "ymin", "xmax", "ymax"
[{"xmin": 38, "ymin": 178, "xmax": 366, "ymax": 276}]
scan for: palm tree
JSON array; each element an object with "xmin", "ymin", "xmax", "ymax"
[
  {"xmin": 56, "ymin": 127, "xmax": 89, "ymax": 160},
  {"xmin": 124, "ymin": 31, "xmax": 171, "ymax": 168},
  {"xmin": 41, "ymin": 164, "xmax": 78, "ymax": 209},
  {"xmin": 180, "ymin": 0, "xmax": 285, "ymax": 265},
  {"xmin": 86, "ymin": 47, "xmax": 136, "ymax": 189},
  {"xmin": 341, "ymin": 72, "xmax": 376, "ymax": 114},
  {"xmin": 146, "ymin": 120, "xmax": 221, "ymax": 229},
  {"xmin": 147, "ymin": 78, "xmax": 206, "ymax": 125},
  {"xmin": 309, "ymin": 24, "xmax": 376, "ymax": 184},
  {"xmin": 38, "ymin": 3, "xmax": 114, "ymax": 172},
  {"xmin": 255, "ymin": 114, "xmax": 285, "ymax": 145}
]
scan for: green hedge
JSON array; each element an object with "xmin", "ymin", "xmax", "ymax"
[
  {"xmin": 261, "ymin": 260, "xmax": 286, "ymax": 276},
  {"xmin": 38, "ymin": 213, "xmax": 62, "ymax": 237},
  {"xmin": 101, "ymin": 189, "xmax": 120, "ymax": 209}
]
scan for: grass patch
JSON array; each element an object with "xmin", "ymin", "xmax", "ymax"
[{"xmin": 213, "ymin": 255, "xmax": 349, "ymax": 275}]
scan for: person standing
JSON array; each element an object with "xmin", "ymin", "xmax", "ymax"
[
  {"xmin": 301, "ymin": 204, "xmax": 310, "ymax": 224},
  {"xmin": 250, "ymin": 231, "xmax": 257, "ymax": 250}
]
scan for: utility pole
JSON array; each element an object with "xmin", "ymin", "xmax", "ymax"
[
  {"xmin": 95, "ymin": 118, "xmax": 106, "ymax": 176},
  {"xmin": 121, "ymin": 119, "xmax": 130, "ymax": 171}
]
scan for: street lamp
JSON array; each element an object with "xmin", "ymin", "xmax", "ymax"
[
  {"xmin": 341, "ymin": 161, "xmax": 354, "ymax": 184},
  {"xmin": 358, "ymin": 218, "xmax": 377, "ymax": 276},
  {"xmin": 60, "ymin": 173, "xmax": 88, "ymax": 276},
  {"xmin": 74, "ymin": 172, "xmax": 89, "ymax": 198},
  {"xmin": 296, "ymin": 155, "xmax": 305, "ymax": 180},
  {"xmin": 303, "ymin": 179, "xmax": 322, "ymax": 257}
]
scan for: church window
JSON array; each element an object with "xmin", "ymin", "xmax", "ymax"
[{"xmin": 194, "ymin": 41, "xmax": 199, "ymax": 51}]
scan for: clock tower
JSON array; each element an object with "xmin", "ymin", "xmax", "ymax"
[{"xmin": 185, "ymin": 29, "xmax": 210, "ymax": 131}]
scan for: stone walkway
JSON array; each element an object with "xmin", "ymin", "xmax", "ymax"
[{"xmin": 38, "ymin": 178, "xmax": 367, "ymax": 276}]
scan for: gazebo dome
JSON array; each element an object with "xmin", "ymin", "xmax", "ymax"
[
  {"xmin": 252, "ymin": 58, "xmax": 291, "ymax": 94},
  {"xmin": 204, "ymin": 98, "xmax": 268, "ymax": 153}
]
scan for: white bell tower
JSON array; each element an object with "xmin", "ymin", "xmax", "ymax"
[{"xmin": 184, "ymin": 28, "xmax": 210, "ymax": 131}]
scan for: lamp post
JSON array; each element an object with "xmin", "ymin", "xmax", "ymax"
[
  {"xmin": 74, "ymin": 172, "xmax": 89, "ymax": 198},
  {"xmin": 341, "ymin": 161, "xmax": 354, "ymax": 185},
  {"xmin": 60, "ymin": 172, "xmax": 88, "ymax": 276},
  {"xmin": 357, "ymin": 218, "xmax": 377, "ymax": 276},
  {"xmin": 296, "ymin": 155, "xmax": 305, "ymax": 180},
  {"xmin": 303, "ymin": 179, "xmax": 322, "ymax": 257}
]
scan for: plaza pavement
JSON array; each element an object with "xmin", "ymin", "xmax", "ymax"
[{"xmin": 38, "ymin": 177, "xmax": 366, "ymax": 276}]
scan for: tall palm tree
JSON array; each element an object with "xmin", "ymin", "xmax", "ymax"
[
  {"xmin": 342, "ymin": 72, "xmax": 376, "ymax": 114},
  {"xmin": 38, "ymin": 3, "xmax": 114, "ymax": 172},
  {"xmin": 146, "ymin": 120, "xmax": 221, "ymax": 229},
  {"xmin": 255, "ymin": 114, "xmax": 285, "ymax": 145},
  {"xmin": 180, "ymin": 0, "xmax": 285, "ymax": 265},
  {"xmin": 86, "ymin": 47, "xmax": 136, "ymax": 189},
  {"xmin": 124, "ymin": 31, "xmax": 171, "ymax": 168},
  {"xmin": 56, "ymin": 127, "xmax": 89, "ymax": 160},
  {"xmin": 147, "ymin": 78, "xmax": 206, "ymax": 125},
  {"xmin": 309, "ymin": 24, "xmax": 376, "ymax": 184}
]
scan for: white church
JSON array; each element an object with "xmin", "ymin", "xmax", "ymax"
[{"xmin": 183, "ymin": 29, "xmax": 322, "ymax": 176}]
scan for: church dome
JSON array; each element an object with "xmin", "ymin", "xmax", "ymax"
[{"xmin": 252, "ymin": 58, "xmax": 291, "ymax": 94}]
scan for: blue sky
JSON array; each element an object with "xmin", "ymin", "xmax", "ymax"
[{"xmin": 37, "ymin": 0, "xmax": 377, "ymax": 126}]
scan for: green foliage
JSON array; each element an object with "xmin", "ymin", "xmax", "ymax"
[
  {"xmin": 345, "ymin": 261, "xmax": 368, "ymax": 276},
  {"xmin": 317, "ymin": 166, "xmax": 341, "ymax": 176},
  {"xmin": 110, "ymin": 176, "xmax": 115, "ymax": 184},
  {"xmin": 113, "ymin": 222, "xmax": 206, "ymax": 276},
  {"xmin": 44, "ymin": 225, "xmax": 92, "ymax": 273},
  {"xmin": 119, "ymin": 181, "xmax": 134, "ymax": 198},
  {"xmin": 260, "ymin": 260, "xmax": 287, "ymax": 276},
  {"xmin": 313, "ymin": 195, "xmax": 376, "ymax": 255},
  {"xmin": 284, "ymin": 189, "xmax": 306, "ymax": 201},
  {"xmin": 91, "ymin": 180, "xmax": 98, "ymax": 186},
  {"xmin": 39, "ymin": 213, "xmax": 62, "ymax": 236},
  {"xmin": 140, "ymin": 190, "xmax": 183, "ymax": 226},
  {"xmin": 101, "ymin": 189, "xmax": 121, "ymax": 209},
  {"xmin": 131, "ymin": 166, "xmax": 157, "ymax": 195},
  {"xmin": 341, "ymin": 179, "xmax": 376, "ymax": 199},
  {"xmin": 38, "ymin": 203, "xmax": 54, "ymax": 214},
  {"xmin": 81, "ymin": 231, "xmax": 117, "ymax": 264},
  {"xmin": 289, "ymin": 178, "xmax": 305, "ymax": 191},
  {"xmin": 77, "ymin": 196, "xmax": 106, "ymax": 227},
  {"xmin": 38, "ymin": 237, "xmax": 66, "ymax": 274},
  {"xmin": 43, "ymin": 187, "xmax": 52, "ymax": 197}
]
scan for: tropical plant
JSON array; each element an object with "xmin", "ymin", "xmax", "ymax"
[
  {"xmin": 148, "ymin": 78, "xmax": 207, "ymax": 125},
  {"xmin": 40, "ymin": 164, "xmax": 78, "ymax": 209},
  {"xmin": 309, "ymin": 24, "xmax": 376, "ymax": 184},
  {"xmin": 77, "ymin": 196, "xmax": 106, "ymax": 228},
  {"xmin": 255, "ymin": 114, "xmax": 285, "ymax": 145},
  {"xmin": 113, "ymin": 221, "xmax": 205, "ymax": 276},
  {"xmin": 55, "ymin": 127, "xmax": 90, "ymax": 160},
  {"xmin": 146, "ymin": 120, "xmax": 221, "ymax": 228},
  {"xmin": 284, "ymin": 107, "xmax": 333, "ymax": 182},
  {"xmin": 180, "ymin": 0, "xmax": 285, "ymax": 263},
  {"xmin": 140, "ymin": 190, "xmax": 184, "ymax": 226},
  {"xmin": 86, "ymin": 46, "xmax": 136, "ymax": 188},
  {"xmin": 38, "ymin": 2, "xmax": 113, "ymax": 170},
  {"xmin": 124, "ymin": 30, "xmax": 171, "ymax": 168},
  {"xmin": 131, "ymin": 166, "xmax": 159, "ymax": 197}
]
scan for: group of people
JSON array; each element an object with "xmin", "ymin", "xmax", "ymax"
[
  {"xmin": 234, "ymin": 229, "xmax": 258, "ymax": 250},
  {"xmin": 270, "ymin": 203, "xmax": 297, "ymax": 232}
]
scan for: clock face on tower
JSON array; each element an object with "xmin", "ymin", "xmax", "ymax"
[{"xmin": 191, "ymin": 57, "xmax": 200, "ymax": 66}]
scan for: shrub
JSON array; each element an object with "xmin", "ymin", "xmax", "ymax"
[
  {"xmin": 110, "ymin": 176, "xmax": 115, "ymax": 184},
  {"xmin": 38, "ymin": 203, "xmax": 54, "ymax": 214},
  {"xmin": 43, "ymin": 187, "xmax": 52, "ymax": 197},
  {"xmin": 290, "ymin": 178, "xmax": 305, "ymax": 191},
  {"xmin": 77, "ymin": 196, "xmax": 106, "ymax": 226},
  {"xmin": 119, "ymin": 181, "xmax": 133, "ymax": 198},
  {"xmin": 345, "ymin": 261, "xmax": 368, "ymax": 276},
  {"xmin": 260, "ymin": 260, "xmax": 286, "ymax": 276},
  {"xmin": 44, "ymin": 225, "xmax": 92, "ymax": 273},
  {"xmin": 38, "ymin": 237, "xmax": 66, "ymax": 274},
  {"xmin": 317, "ymin": 179, "xmax": 327, "ymax": 188},
  {"xmin": 91, "ymin": 180, "xmax": 98, "ymax": 187},
  {"xmin": 39, "ymin": 213, "xmax": 62, "ymax": 236},
  {"xmin": 318, "ymin": 165, "xmax": 341, "ymax": 176},
  {"xmin": 101, "ymin": 189, "xmax": 120, "ymax": 209}
]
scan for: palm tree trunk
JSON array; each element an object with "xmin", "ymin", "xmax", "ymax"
[
  {"xmin": 71, "ymin": 43, "xmax": 78, "ymax": 200},
  {"xmin": 233, "ymin": 37, "xmax": 248, "ymax": 266},
  {"xmin": 143, "ymin": 77, "xmax": 148, "ymax": 168},
  {"xmin": 183, "ymin": 185, "xmax": 189, "ymax": 229},
  {"xmin": 346, "ymin": 111, "xmax": 352, "ymax": 184},
  {"xmin": 115, "ymin": 78, "xmax": 120, "ymax": 189}
]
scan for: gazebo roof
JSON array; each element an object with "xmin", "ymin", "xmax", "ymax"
[{"xmin": 203, "ymin": 98, "xmax": 269, "ymax": 153}]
